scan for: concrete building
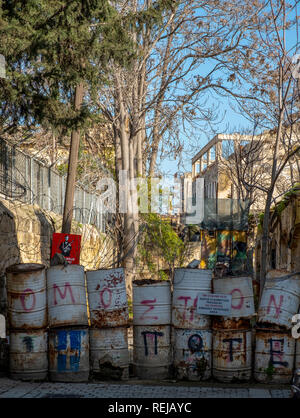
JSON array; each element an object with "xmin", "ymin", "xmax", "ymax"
[{"xmin": 191, "ymin": 132, "xmax": 300, "ymax": 212}]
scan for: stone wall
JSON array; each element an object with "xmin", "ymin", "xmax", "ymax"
[{"xmin": 0, "ymin": 197, "xmax": 116, "ymax": 317}]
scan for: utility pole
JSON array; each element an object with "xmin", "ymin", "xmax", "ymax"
[{"xmin": 62, "ymin": 82, "xmax": 84, "ymax": 234}]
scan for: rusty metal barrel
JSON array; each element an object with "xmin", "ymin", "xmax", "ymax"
[
  {"xmin": 213, "ymin": 276, "xmax": 255, "ymax": 318},
  {"xmin": 254, "ymin": 328, "xmax": 295, "ymax": 384},
  {"xmin": 86, "ymin": 268, "xmax": 128, "ymax": 328},
  {"xmin": 9, "ymin": 329, "xmax": 48, "ymax": 381},
  {"xmin": 48, "ymin": 326, "xmax": 89, "ymax": 382},
  {"xmin": 6, "ymin": 264, "xmax": 47, "ymax": 330},
  {"xmin": 172, "ymin": 268, "xmax": 212, "ymax": 329},
  {"xmin": 257, "ymin": 270, "xmax": 300, "ymax": 330},
  {"xmin": 212, "ymin": 318, "xmax": 252, "ymax": 382},
  {"xmin": 132, "ymin": 280, "xmax": 171, "ymax": 379},
  {"xmin": 133, "ymin": 324, "xmax": 171, "ymax": 379},
  {"xmin": 133, "ymin": 280, "xmax": 171, "ymax": 326},
  {"xmin": 90, "ymin": 327, "xmax": 129, "ymax": 380},
  {"xmin": 47, "ymin": 265, "xmax": 88, "ymax": 328},
  {"xmin": 173, "ymin": 328, "xmax": 212, "ymax": 381}
]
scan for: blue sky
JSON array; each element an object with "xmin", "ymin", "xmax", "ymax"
[{"xmin": 157, "ymin": 2, "xmax": 299, "ymax": 178}]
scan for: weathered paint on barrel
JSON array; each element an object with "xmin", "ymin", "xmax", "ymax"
[
  {"xmin": 254, "ymin": 329, "xmax": 295, "ymax": 384},
  {"xmin": 9, "ymin": 329, "xmax": 48, "ymax": 381},
  {"xmin": 90, "ymin": 327, "xmax": 129, "ymax": 380},
  {"xmin": 6, "ymin": 263, "xmax": 47, "ymax": 330},
  {"xmin": 47, "ymin": 265, "xmax": 88, "ymax": 328},
  {"xmin": 86, "ymin": 268, "xmax": 128, "ymax": 328},
  {"xmin": 213, "ymin": 276, "xmax": 255, "ymax": 318},
  {"xmin": 257, "ymin": 270, "xmax": 300, "ymax": 330},
  {"xmin": 295, "ymin": 339, "xmax": 300, "ymax": 370},
  {"xmin": 133, "ymin": 280, "xmax": 171, "ymax": 326},
  {"xmin": 212, "ymin": 316, "xmax": 251, "ymax": 330},
  {"xmin": 173, "ymin": 328, "xmax": 212, "ymax": 381},
  {"xmin": 172, "ymin": 269, "xmax": 212, "ymax": 329},
  {"xmin": 133, "ymin": 325, "xmax": 171, "ymax": 379},
  {"xmin": 212, "ymin": 328, "xmax": 252, "ymax": 382},
  {"xmin": 48, "ymin": 327, "xmax": 89, "ymax": 382}
]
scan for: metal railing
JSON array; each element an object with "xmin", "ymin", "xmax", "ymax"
[{"xmin": 0, "ymin": 137, "xmax": 108, "ymax": 232}]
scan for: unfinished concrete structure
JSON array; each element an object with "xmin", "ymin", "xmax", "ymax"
[
  {"xmin": 192, "ymin": 133, "xmax": 253, "ymax": 200},
  {"xmin": 191, "ymin": 132, "xmax": 299, "ymax": 211}
]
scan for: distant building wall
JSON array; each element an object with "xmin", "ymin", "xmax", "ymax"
[{"xmin": 255, "ymin": 186, "xmax": 300, "ymax": 276}]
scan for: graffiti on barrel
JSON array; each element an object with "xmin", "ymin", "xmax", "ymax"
[
  {"xmin": 56, "ymin": 329, "xmax": 83, "ymax": 372},
  {"xmin": 141, "ymin": 330, "xmax": 164, "ymax": 356}
]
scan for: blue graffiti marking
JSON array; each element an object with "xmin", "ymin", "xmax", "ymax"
[
  {"xmin": 57, "ymin": 331, "xmax": 67, "ymax": 372},
  {"xmin": 69, "ymin": 330, "xmax": 82, "ymax": 372},
  {"xmin": 268, "ymin": 338, "xmax": 288, "ymax": 367},
  {"xmin": 223, "ymin": 338, "xmax": 242, "ymax": 362},
  {"xmin": 23, "ymin": 336, "xmax": 34, "ymax": 352},
  {"xmin": 56, "ymin": 330, "xmax": 82, "ymax": 372},
  {"xmin": 141, "ymin": 331, "xmax": 163, "ymax": 356},
  {"xmin": 188, "ymin": 334, "xmax": 203, "ymax": 353}
]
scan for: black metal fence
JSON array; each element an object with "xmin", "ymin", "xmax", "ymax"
[{"xmin": 0, "ymin": 137, "xmax": 108, "ymax": 232}]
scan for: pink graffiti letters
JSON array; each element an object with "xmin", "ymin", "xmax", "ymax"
[
  {"xmin": 230, "ymin": 288, "xmax": 244, "ymax": 310},
  {"xmin": 267, "ymin": 294, "xmax": 284, "ymax": 318},
  {"xmin": 20, "ymin": 288, "xmax": 36, "ymax": 312},
  {"xmin": 53, "ymin": 282, "xmax": 75, "ymax": 305},
  {"xmin": 177, "ymin": 296, "xmax": 198, "ymax": 322},
  {"xmin": 99, "ymin": 287, "xmax": 112, "ymax": 309},
  {"xmin": 140, "ymin": 299, "xmax": 158, "ymax": 321}
]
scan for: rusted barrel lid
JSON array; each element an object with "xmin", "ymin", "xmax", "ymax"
[
  {"xmin": 133, "ymin": 279, "xmax": 170, "ymax": 285},
  {"xmin": 6, "ymin": 263, "xmax": 45, "ymax": 274}
]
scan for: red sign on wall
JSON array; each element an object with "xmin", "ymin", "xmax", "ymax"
[{"xmin": 51, "ymin": 233, "xmax": 81, "ymax": 265}]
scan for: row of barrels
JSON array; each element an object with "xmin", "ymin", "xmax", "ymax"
[
  {"xmin": 132, "ymin": 269, "xmax": 300, "ymax": 384},
  {"xmin": 6, "ymin": 263, "xmax": 130, "ymax": 381},
  {"xmin": 132, "ymin": 272, "xmax": 252, "ymax": 382},
  {"xmin": 5, "ymin": 263, "xmax": 300, "ymax": 383}
]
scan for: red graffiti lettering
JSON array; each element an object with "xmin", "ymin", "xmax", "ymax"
[
  {"xmin": 267, "ymin": 294, "xmax": 284, "ymax": 318},
  {"xmin": 53, "ymin": 282, "xmax": 75, "ymax": 305},
  {"xmin": 272, "ymin": 340, "xmax": 283, "ymax": 362},
  {"xmin": 177, "ymin": 296, "xmax": 191, "ymax": 321},
  {"xmin": 140, "ymin": 299, "xmax": 158, "ymax": 321},
  {"xmin": 100, "ymin": 288, "xmax": 112, "ymax": 309},
  {"xmin": 20, "ymin": 288, "xmax": 36, "ymax": 312},
  {"xmin": 189, "ymin": 297, "xmax": 198, "ymax": 322},
  {"xmin": 230, "ymin": 288, "xmax": 244, "ymax": 310}
]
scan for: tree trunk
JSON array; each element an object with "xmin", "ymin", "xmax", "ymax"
[{"xmin": 62, "ymin": 83, "xmax": 84, "ymax": 234}]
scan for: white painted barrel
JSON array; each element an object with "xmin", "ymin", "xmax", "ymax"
[
  {"xmin": 47, "ymin": 265, "xmax": 88, "ymax": 328},
  {"xmin": 212, "ymin": 327, "xmax": 252, "ymax": 382},
  {"xmin": 6, "ymin": 264, "xmax": 47, "ymax": 330},
  {"xmin": 172, "ymin": 269, "xmax": 212, "ymax": 329},
  {"xmin": 48, "ymin": 326, "xmax": 89, "ymax": 382},
  {"xmin": 90, "ymin": 327, "xmax": 129, "ymax": 380},
  {"xmin": 86, "ymin": 268, "xmax": 128, "ymax": 328},
  {"xmin": 257, "ymin": 270, "xmax": 300, "ymax": 330},
  {"xmin": 133, "ymin": 280, "xmax": 171, "ymax": 326},
  {"xmin": 295, "ymin": 339, "xmax": 300, "ymax": 370},
  {"xmin": 9, "ymin": 329, "xmax": 48, "ymax": 381},
  {"xmin": 133, "ymin": 325, "xmax": 171, "ymax": 379},
  {"xmin": 213, "ymin": 276, "xmax": 255, "ymax": 318},
  {"xmin": 173, "ymin": 328, "xmax": 212, "ymax": 381},
  {"xmin": 254, "ymin": 329, "xmax": 295, "ymax": 384}
]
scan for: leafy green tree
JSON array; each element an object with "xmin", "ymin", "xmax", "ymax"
[
  {"xmin": 0, "ymin": 0, "xmax": 134, "ymax": 130},
  {"xmin": 0, "ymin": 0, "xmax": 136, "ymax": 232},
  {"xmin": 138, "ymin": 213, "xmax": 187, "ymax": 280}
]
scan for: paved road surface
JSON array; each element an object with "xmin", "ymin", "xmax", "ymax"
[{"xmin": 0, "ymin": 377, "xmax": 291, "ymax": 398}]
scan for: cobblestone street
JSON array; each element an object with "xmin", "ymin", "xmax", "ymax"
[{"xmin": 0, "ymin": 377, "xmax": 291, "ymax": 398}]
